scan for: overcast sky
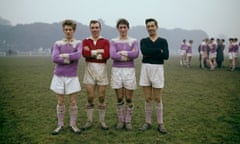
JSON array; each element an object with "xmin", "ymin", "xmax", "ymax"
[{"xmin": 1, "ymin": 0, "xmax": 240, "ymax": 38}]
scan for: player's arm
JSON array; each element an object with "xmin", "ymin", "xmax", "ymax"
[
  {"xmin": 52, "ymin": 43, "xmax": 70, "ymax": 64},
  {"xmin": 82, "ymin": 39, "xmax": 93, "ymax": 58},
  {"xmin": 159, "ymin": 39, "xmax": 169, "ymax": 60},
  {"xmin": 125, "ymin": 40, "xmax": 139, "ymax": 60},
  {"xmin": 99, "ymin": 40, "xmax": 110, "ymax": 60},
  {"xmin": 68, "ymin": 42, "xmax": 82, "ymax": 61},
  {"xmin": 110, "ymin": 40, "xmax": 122, "ymax": 61}
]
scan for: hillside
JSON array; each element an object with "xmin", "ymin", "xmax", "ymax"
[{"xmin": 0, "ymin": 21, "xmax": 208, "ymax": 55}]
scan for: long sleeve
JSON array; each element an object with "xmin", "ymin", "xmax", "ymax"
[
  {"xmin": 52, "ymin": 43, "xmax": 65, "ymax": 64},
  {"xmin": 127, "ymin": 40, "xmax": 139, "ymax": 59},
  {"xmin": 101, "ymin": 40, "xmax": 110, "ymax": 60},
  {"xmin": 82, "ymin": 39, "xmax": 92, "ymax": 58},
  {"xmin": 69, "ymin": 42, "xmax": 82, "ymax": 61},
  {"xmin": 110, "ymin": 40, "xmax": 122, "ymax": 61},
  {"xmin": 160, "ymin": 39, "xmax": 169, "ymax": 60}
]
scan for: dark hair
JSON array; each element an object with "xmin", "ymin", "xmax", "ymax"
[
  {"xmin": 62, "ymin": 19, "xmax": 77, "ymax": 31},
  {"xmin": 89, "ymin": 20, "xmax": 101, "ymax": 28},
  {"xmin": 145, "ymin": 18, "xmax": 158, "ymax": 27},
  {"xmin": 116, "ymin": 18, "xmax": 129, "ymax": 28}
]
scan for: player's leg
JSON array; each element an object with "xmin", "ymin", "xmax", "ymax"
[
  {"xmin": 52, "ymin": 94, "xmax": 65, "ymax": 135},
  {"xmin": 97, "ymin": 85, "xmax": 109, "ymax": 130},
  {"xmin": 50, "ymin": 75, "xmax": 65, "ymax": 135},
  {"xmin": 200, "ymin": 54, "xmax": 205, "ymax": 69},
  {"xmin": 125, "ymin": 88, "xmax": 134, "ymax": 130},
  {"xmin": 187, "ymin": 55, "xmax": 192, "ymax": 67},
  {"xmin": 139, "ymin": 86, "xmax": 152, "ymax": 131},
  {"xmin": 232, "ymin": 55, "xmax": 237, "ymax": 71},
  {"xmin": 153, "ymin": 88, "xmax": 167, "ymax": 134},
  {"xmin": 229, "ymin": 53, "xmax": 233, "ymax": 70},
  {"xmin": 209, "ymin": 57, "xmax": 214, "ymax": 70},
  {"xmin": 83, "ymin": 84, "xmax": 96, "ymax": 130},
  {"xmin": 115, "ymin": 88, "xmax": 125, "ymax": 129},
  {"xmin": 213, "ymin": 58, "xmax": 217, "ymax": 69},
  {"xmin": 180, "ymin": 52, "xmax": 183, "ymax": 65},
  {"xmin": 69, "ymin": 93, "xmax": 81, "ymax": 134}
]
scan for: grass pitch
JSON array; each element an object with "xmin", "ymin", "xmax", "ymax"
[{"xmin": 0, "ymin": 56, "xmax": 239, "ymax": 144}]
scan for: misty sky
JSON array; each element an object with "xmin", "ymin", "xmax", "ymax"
[{"xmin": 1, "ymin": 0, "xmax": 240, "ymax": 38}]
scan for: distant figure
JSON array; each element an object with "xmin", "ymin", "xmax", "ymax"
[
  {"xmin": 180, "ymin": 39, "xmax": 188, "ymax": 66},
  {"xmin": 216, "ymin": 39, "xmax": 225, "ymax": 68},
  {"xmin": 228, "ymin": 38, "xmax": 234, "ymax": 70},
  {"xmin": 82, "ymin": 20, "xmax": 110, "ymax": 130},
  {"xmin": 186, "ymin": 40, "xmax": 193, "ymax": 68},
  {"xmin": 139, "ymin": 18, "xmax": 169, "ymax": 134},
  {"xmin": 231, "ymin": 38, "xmax": 239, "ymax": 71},
  {"xmin": 208, "ymin": 38, "xmax": 217, "ymax": 70},
  {"xmin": 110, "ymin": 18, "xmax": 139, "ymax": 130},
  {"xmin": 198, "ymin": 43, "xmax": 202, "ymax": 68},
  {"xmin": 50, "ymin": 20, "xmax": 82, "ymax": 135},
  {"xmin": 199, "ymin": 38, "xmax": 208, "ymax": 69}
]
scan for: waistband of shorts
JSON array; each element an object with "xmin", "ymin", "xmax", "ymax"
[{"xmin": 142, "ymin": 63, "xmax": 163, "ymax": 67}]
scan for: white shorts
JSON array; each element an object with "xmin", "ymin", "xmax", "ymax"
[
  {"xmin": 83, "ymin": 62, "xmax": 108, "ymax": 85},
  {"xmin": 209, "ymin": 53, "xmax": 216, "ymax": 59},
  {"xmin": 229, "ymin": 52, "xmax": 238, "ymax": 59},
  {"xmin": 187, "ymin": 53, "xmax": 192, "ymax": 57},
  {"xmin": 111, "ymin": 67, "xmax": 137, "ymax": 90},
  {"xmin": 180, "ymin": 50, "xmax": 186, "ymax": 56},
  {"xmin": 200, "ymin": 51, "xmax": 207, "ymax": 57},
  {"xmin": 139, "ymin": 64, "xmax": 164, "ymax": 88},
  {"xmin": 50, "ymin": 75, "xmax": 81, "ymax": 95},
  {"xmin": 234, "ymin": 52, "xmax": 239, "ymax": 58},
  {"xmin": 228, "ymin": 52, "xmax": 234, "ymax": 60}
]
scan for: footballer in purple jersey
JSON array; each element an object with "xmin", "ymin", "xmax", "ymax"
[
  {"xmin": 50, "ymin": 20, "xmax": 82, "ymax": 135},
  {"xmin": 110, "ymin": 19, "xmax": 139, "ymax": 130}
]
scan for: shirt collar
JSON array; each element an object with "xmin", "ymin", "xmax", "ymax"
[
  {"xmin": 63, "ymin": 38, "xmax": 75, "ymax": 42},
  {"xmin": 87, "ymin": 36, "xmax": 103, "ymax": 41}
]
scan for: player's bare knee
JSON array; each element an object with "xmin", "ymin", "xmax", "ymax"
[
  {"xmin": 154, "ymin": 97, "xmax": 161, "ymax": 103},
  {"xmin": 117, "ymin": 97, "xmax": 124, "ymax": 103},
  {"xmin": 99, "ymin": 96, "xmax": 105, "ymax": 104},
  {"xmin": 145, "ymin": 97, "xmax": 152, "ymax": 103},
  {"xmin": 57, "ymin": 99, "xmax": 64, "ymax": 106},
  {"xmin": 126, "ymin": 98, "xmax": 132, "ymax": 104},
  {"xmin": 87, "ymin": 96, "xmax": 94, "ymax": 103},
  {"xmin": 70, "ymin": 100, "xmax": 77, "ymax": 107}
]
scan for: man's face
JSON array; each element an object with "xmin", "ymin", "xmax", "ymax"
[
  {"xmin": 63, "ymin": 25, "xmax": 75, "ymax": 40},
  {"xmin": 90, "ymin": 23, "xmax": 101, "ymax": 38},
  {"xmin": 146, "ymin": 21, "xmax": 157, "ymax": 36},
  {"xmin": 118, "ymin": 24, "xmax": 129, "ymax": 37}
]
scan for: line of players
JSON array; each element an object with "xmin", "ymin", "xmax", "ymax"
[
  {"xmin": 199, "ymin": 38, "xmax": 239, "ymax": 71},
  {"xmin": 180, "ymin": 39, "xmax": 193, "ymax": 68},
  {"xmin": 180, "ymin": 38, "xmax": 239, "ymax": 71}
]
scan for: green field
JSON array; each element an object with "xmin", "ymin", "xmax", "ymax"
[{"xmin": 0, "ymin": 56, "xmax": 239, "ymax": 144}]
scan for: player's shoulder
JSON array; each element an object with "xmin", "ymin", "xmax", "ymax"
[
  {"xmin": 73, "ymin": 39, "xmax": 81, "ymax": 43},
  {"xmin": 127, "ymin": 37, "xmax": 138, "ymax": 43},
  {"xmin": 140, "ymin": 37, "xmax": 150, "ymax": 43},
  {"xmin": 111, "ymin": 37, "xmax": 119, "ymax": 42},
  {"xmin": 55, "ymin": 39, "xmax": 65, "ymax": 46},
  {"xmin": 158, "ymin": 37, "xmax": 167, "ymax": 42},
  {"xmin": 99, "ymin": 37, "xmax": 110, "ymax": 43}
]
